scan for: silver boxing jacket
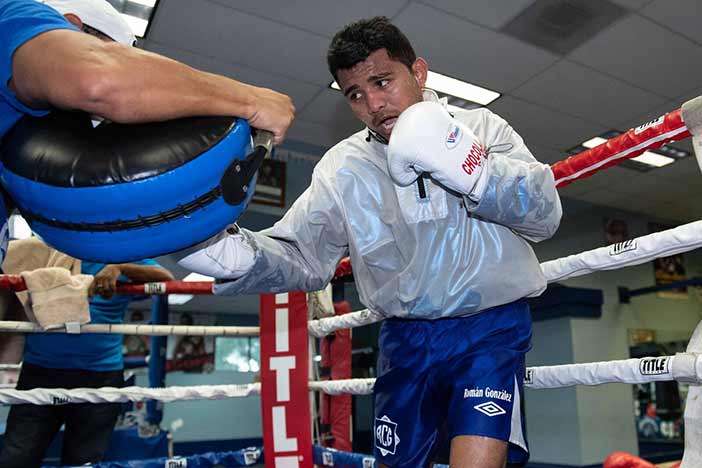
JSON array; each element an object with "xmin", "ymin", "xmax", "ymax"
[{"xmin": 214, "ymin": 93, "xmax": 562, "ymax": 319}]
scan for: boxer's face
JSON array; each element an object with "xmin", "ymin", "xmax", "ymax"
[{"xmin": 337, "ymin": 49, "xmax": 427, "ymax": 141}]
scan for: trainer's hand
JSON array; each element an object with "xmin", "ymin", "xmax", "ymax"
[
  {"xmin": 177, "ymin": 224, "xmax": 256, "ymax": 279},
  {"xmin": 89, "ymin": 264, "xmax": 122, "ymax": 299},
  {"xmin": 246, "ymin": 86, "xmax": 295, "ymax": 146},
  {"xmin": 388, "ymin": 101, "xmax": 489, "ymax": 199}
]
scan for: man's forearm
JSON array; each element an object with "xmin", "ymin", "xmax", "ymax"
[
  {"xmin": 79, "ymin": 46, "xmax": 261, "ymax": 123},
  {"xmin": 11, "ymin": 29, "xmax": 293, "ymax": 142}
]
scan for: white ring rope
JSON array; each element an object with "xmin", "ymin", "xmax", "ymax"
[
  {"xmin": 541, "ymin": 220, "xmax": 702, "ymax": 283},
  {"xmin": 0, "ymin": 383, "xmax": 262, "ymax": 405},
  {"xmin": 308, "ymin": 309, "xmax": 381, "ymax": 338},
  {"xmin": 0, "ymin": 364, "xmax": 21, "ymax": 371},
  {"xmin": 2, "ymin": 354, "xmax": 699, "ymax": 405},
  {"xmin": 0, "ymin": 321, "xmax": 259, "ymax": 337},
  {"xmin": 309, "ymin": 354, "xmax": 702, "ymax": 395},
  {"xmin": 309, "ymin": 220, "xmax": 702, "ymax": 337},
  {"xmin": 0, "ymin": 222, "xmax": 696, "ymax": 339}
]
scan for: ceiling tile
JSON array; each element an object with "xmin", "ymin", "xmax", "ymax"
[
  {"xmin": 147, "ymin": 0, "xmax": 331, "ymax": 85},
  {"xmin": 529, "ymin": 144, "xmax": 568, "ymax": 165},
  {"xmin": 568, "ymin": 15, "xmax": 702, "ymax": 99},
  {"xmin": 489, "ymin": 96, "xmax": 608, "ymax": 151},
  {"xmin": 557, "ymin": 176, "xmax": 609, "ymax": 197},
  {"xmin": 394, "ymin": 3, "xmax": 559, "ymax": 92},
  {"xmin": 285, "ymin": 119, "xmax": 360, "ymax": 149},
  {"xmin": 655, "ymin": 157, "xmax": 702, "ymax": 184},
  {"xmin": 145, "ymin": 42, "xmax": 322, "ymax": 111},
  {"xmin": 297, "ymin": 89, "xmax": 364, "ymax": 132},
  {"xmin": 577, "ymin": 188, "xmax": 628, "ymax": 207},
  {"xmin": 609, "ymin": 0, "xmax": 655, "ymax": 10},
  {"xmin": 513, "ymin": 60, "xmax": 667, "ymax": 128},
  {"xmin": 641, "ymin": 0, "xmax": 702, "ymax": 44},
  {"xmin": 206, "ymin": 0, "xmax": 408, "ymax": 38},
  {"xmin": 614, "ymin": 99, "xmax": 681, "ymax": 131},
  {"xmin": 418, "ymin": 0, "xmax": 534, "ymax": 29}
]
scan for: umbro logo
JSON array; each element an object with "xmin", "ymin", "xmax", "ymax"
[{"xmin": 474, "ymin": 401, "xmax": 506, "ymax": 417}]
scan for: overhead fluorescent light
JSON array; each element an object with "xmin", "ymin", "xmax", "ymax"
[
  {"xmin": 425, "ymin": 72, "xmax": 500, "ymax": 106},
  {"xmin": 8, "ymin": 214, "xmax": 31, "ymax": 240},
  {"xmin": 127, "ymin": 0, "xmax": 157, "ymax": 6},
  {"xmin": 631, "ymin": 151, "xmax": 674, "ymax": 168},
  {"xmin": 120, "ymin": 15, "xmax": 149, "ymax": 37},
  {"xmin": 183, "ymin": 272, "xmax": 213, "ymax": 282},
  {"xmin": 581, "ymin": 137, "xmax": 607, "ymax": 149},
  {"xmin": 580, "ymin": 134, "xmax": 674, "ymax": 169},
  {"xmin": 329, "ymin": 71, "xmax": 500, "ymax": 107},
  {"xmin": 168, "ymin": 294, "xmax": 194, "ymax": 305},
  {"xmin": 108, "ymin": 0, "xmax": 160, "ymax": 38}
]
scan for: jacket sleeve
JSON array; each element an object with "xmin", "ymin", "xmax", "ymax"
[
  {"xmin": 214, "ymin": 162, "xmax": 349, "ymax": 295},
  {"xmin": 463, "ymin": 109, "xmax": 562, "ymax": 242}
]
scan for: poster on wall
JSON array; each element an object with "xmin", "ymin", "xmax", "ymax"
[
  {"xmin": 166, "ymin": 312, "xmax": 216, "ymax": 372},
  {"xmin": 603, "ymin": 217, "xmax": 629, "ymax": 245},
  {"xmin": 648, "ymin": 222, "xmax": 688, "ymax": 299},
  {"xmin": 252, "ymin": 159, "xmax": 286, "ymax": 207}
]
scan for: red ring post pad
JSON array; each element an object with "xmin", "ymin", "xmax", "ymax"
[
  {"xmin": 551, "ymin": 108, "xmax": 690, "ymax": 188},
  {"xmin": 260, "ymin": 292, "xmax": 313, "ymax": 468}
]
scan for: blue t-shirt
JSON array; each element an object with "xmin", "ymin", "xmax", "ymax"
[
  {"xmin": 24, "ymin": 259, "xmax": 159, "ymax": 371},
  {"xmin": 0, "ymin": 0, "xmax": 78, "ymax": 139}
]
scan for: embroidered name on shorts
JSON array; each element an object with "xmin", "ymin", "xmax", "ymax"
[
  {"xmin": 474, "ymin": 401, "xmax": 507, "ymax": 417},
  {"xmin": 375, "ymin": 415, "xmax": 400, "ymax": 456},
  {"xmin": 463, "ymin": 387, "xmax": 512, "ymax": 402}
]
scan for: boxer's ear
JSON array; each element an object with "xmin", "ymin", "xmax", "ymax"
[{"xmin": 411, "ymin": 58, "xmax": 428, "ymax": 88}]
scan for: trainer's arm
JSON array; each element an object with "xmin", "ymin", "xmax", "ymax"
[
  {"xmin": 9, "ymin": 29, "xmax": 294, "ymax": 143},
  {"xmin": 89, "ymin": 262, "xmax": 174, "ymax": 299}
]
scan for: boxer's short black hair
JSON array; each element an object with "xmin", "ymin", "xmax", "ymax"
[{"xmin": 327, "ymin": 16, "xmax": 416, "ymax": 81}]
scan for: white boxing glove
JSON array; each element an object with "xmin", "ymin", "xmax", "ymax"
[
  {"xmin": 387, "ymin": 101, "xmax": 489, "ymax": 200},
  {"xmin": 177, "ymin": 224, "xmax": 256, "ymax": 279}
]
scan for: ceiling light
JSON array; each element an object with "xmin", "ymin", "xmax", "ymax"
[
  {"xmin": 183, "ymin": 272, "xmax": 213, "ymax": 282},
  {"xmin": 107, "ymin": 0, "xmax": 160, "ymax": 38},
  {"xmin": 168, "ymin": 294, "xmax": 193, "ymax": 305},
  {"xmin": 631, "ymin": 151, "xmax": 674, "ymax": 168},
  {"xmin": 8, "ymin": 214, "xmax": 32, "ymax": 240},
  {"xmin": 581, "ymin": 137, "xmax": 607, "ymax": 149},
  {"xmin": 120, "ymin": 14, "xmax": 148, "ymax": 37},
  {"xmin": 127, "ymin": 0, "xmax": 157, "ymax": 6},
  {"xmin": 425, "ymin": 72, "xmax": 500, "ymax": 106},
  {"xmin": 329, "ymin": 71, "xmax": 500, "ymax": 107}
]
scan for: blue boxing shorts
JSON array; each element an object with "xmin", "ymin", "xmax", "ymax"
[{"xmin": 373, "ymin": 300, "xmax": 532, "ymax": 467}]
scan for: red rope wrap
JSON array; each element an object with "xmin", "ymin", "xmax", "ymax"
[
  {"xmin": 551, "ymin": 109, "xmax": 690, "ymax": 188},
  {"xmin": 0, "ymin": 275, "xmax": 214, "ymax": 295}
]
